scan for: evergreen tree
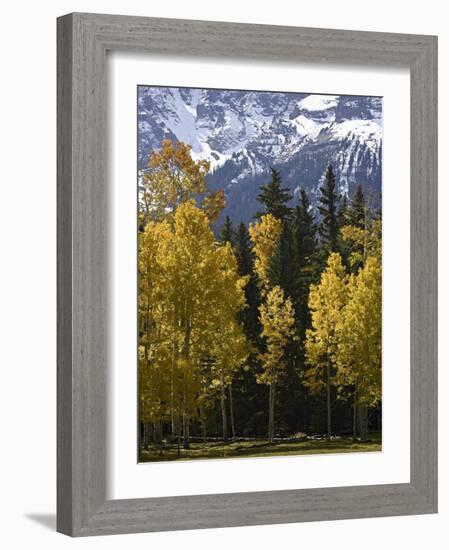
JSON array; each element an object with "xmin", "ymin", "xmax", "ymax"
[
  {"xmin": 138, "ymin": 138, "xmax": 383, "ymax": 453},
  {"xmin": 268, "ymin": 221, "xmax": 295, "ymax": 299},
  {"xmin": 294, "ymin": 189, "xmax": 317, "ymax": 271},
  {"xmin": 375, "ymin": 192, "xmax": 382, "ymax": 221},
  {"xmin": 349, "ymin": 184, "xmax": 366, "ymax": 229},
  {"xmin": 220, "ymin": 215, "xmax": 234, "ymax": 245},
  {"xmin": 235, "ymin": 222, "xmax": 253, "ymax": 276},
  {"xmin": 233, "ymin": 222, "xmax": 265, "ymax": 436},
  {"xmin": 343, "ymin": 185, "xmax": 368, "ymax": 273},
  {"xmin": 337, "ymin": 194, "xmax": 351, "ymax": 268},
  {"xmin": 338, "ymin": 194, "xmax": 349, "ymax": 228},
  {"xmin": 255, "ymin": 167, "xmax": 293, "ymax": 221},
  {"xmin": 235, "ymin": 222, "xmax": 261, "ymax": 340},
  {"xmin": 277, "ymin": 189, "xmax": 317, "ymax": 434},
  {"xmin": 292, "ymin": 188, "xmax": 318, "ymax": 340},
  {"xmin": 317, "ymin": 165, "xmax": 340, "ymax": 254}
]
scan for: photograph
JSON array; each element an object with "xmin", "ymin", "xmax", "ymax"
[
  {"xmin": 137, "ymin": 85, "xmax": 382, "ymax": 462},
  {"xmin": 0, "ymin": 2, "xmax": 439, "ymax": 543}
]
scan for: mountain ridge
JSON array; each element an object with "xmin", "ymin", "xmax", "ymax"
[{"xmin": 138, "ymin": 86, "xmax": 382, "ymax": 225}]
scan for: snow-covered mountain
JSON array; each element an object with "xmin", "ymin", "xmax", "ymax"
[{"xmin": 138, "ymin": 86, "xmax": 382, "ymax": 225}]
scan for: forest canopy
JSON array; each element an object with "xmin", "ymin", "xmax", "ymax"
[{"xmin": 138, "ymin": 139, "xmax": 382, "ymax": 461}]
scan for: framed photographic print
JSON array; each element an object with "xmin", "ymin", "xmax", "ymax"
[{"xmin": 57, "ymin": 13, "xmax": 437, "ymax": 536}]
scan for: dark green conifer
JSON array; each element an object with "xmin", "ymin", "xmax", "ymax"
[
  {"xmin": 349, "ymin": 184, "xmax": 366, "ymax": 228},
  {"xmin": 294, "ymin": 189, "xmax": 317, "ymax": 269},
  {"xmin": 255, "ymin": 167, "xmax": 292, "ymax": 221},
  {"xmin": 317, "ymin": 164, "xmax": 340, "ymax": 254},
  {"xmin": 220, "ymin": 215, "xmax": 234, "ymax": 245},
  {"xmin": 268, "ymin": 221, "xmax": 295, "ymax": 298},
  {"xmin": 338, "ymin": 194, "xmax": 349, "ymax": 228},
  {"xmin": 235, "ymin": 222, "xmax": 260, "ymax": 340}
]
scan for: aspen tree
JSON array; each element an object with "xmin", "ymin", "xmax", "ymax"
[
  {"xmin": 248, "ymin": 214, "xmax": 282, "ymax": 293},
  {"xmin": 335, "ymin": 256, "xmax": 382, "ymax": 438},
  {"xmin": 257, "ymin": 286, "xmax": 295, "ymax": 442},
  {"xmin": 140, "ymin": 139, "xmax": 224, "ymax": 222},
  {"xmin": 305, "ymin": 253, "xmax": 347, "ymax": 440}
]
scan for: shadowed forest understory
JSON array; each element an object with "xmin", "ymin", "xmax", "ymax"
[{"xmin": 138, "ymin": 140, "xmax": 382, "ymax": 462}]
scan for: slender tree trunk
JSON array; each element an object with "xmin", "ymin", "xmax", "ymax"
[
  {"xmin": 177, "ymin": 416, "xmax": 181, "ymax": 457},
  {"xmin": 353, "ymin": 385, "xmax": 358, "ymax": 439},
  {"xmin": 354, "ymin": 376, "xmax": 368, "ymax": 439},
  {"xmin": 181, "ymin": 312, "xmax": 192, "ymax": 450},
  {"xmin": 202, "ymin": 418, "xmax": 207, "ymax": 443},
  {"xmin": 357, "ymin": 403, "xmax": 368, "ymax": 440},
  {"xmin": 229, "ymin": 385, "xmax": 236, "ymax": 440},
  {"xmin": 159, "ymin": 420, "xmax": 164, "ymax": 455},
  {"xmin": 143, "ymin": 423, "xmax": 149, "ymax": 450},
  {"xmin": 199, "ymin": 405, "xmax": 207, "ymax": 443},
  {"xmin": 170, "ymin": 314, "xmax": 177, "ymax": 440},
  {"xmin": 220, "ymin": 384, "xmax": 228, "ymax": 441},
  {"xmin": 153, "ymin": 420, "xmax": 163, "ymax": 445},
  {"xmin": 326, "ymin": 363, "xmax": 331, "ymax": 441},
  {"xmin": 182, "ymin": 414, "xmax": 190, "ymax": 449},
  {"xmin": 268, "ymin": 383, "xmax": 276, "ymax": 443}
]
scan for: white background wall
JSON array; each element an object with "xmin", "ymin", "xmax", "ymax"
[{"xmin": 0, "ymin": 1, "xmax": 445, "ymax": 548}]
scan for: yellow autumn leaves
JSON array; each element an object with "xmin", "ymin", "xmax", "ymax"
[
  {"xmin": 305, "ymin": 225, "xmax": 382, "ymax": 438},
  {"xmin": 139, "ymin": 138, "xmax": 382, "ymax": 446},
  {"xmin": 248, "ymin": 214, "xmax": 282, "ymax": 292},
  {"xmin": 141, "ymin": 139, "xmax": 225, "ymax": 223},
  {"xmin": 139, "ymin": 141, "xmax": 247, "ymax": 445},
  {"xmin": 249, "ymin": 214, "xmax": 296, "ymax": 441}
]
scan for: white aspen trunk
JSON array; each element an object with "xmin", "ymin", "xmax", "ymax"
[
  {"xmin": 181, "ymin": 312, "xmax": 192, "ymax": 450},
  {"xmin": 268, "ymin": 383, "xmax": 276, "ymax": 443},
  {"xmin": 357, "ymin": 403, "xmax": 368, "ymax": 440},
  {"xmin": 177, "ymin": 416, "xmax": 181, "ymax": 457},
  {"xmin": 182, "ymin": 414, "xmax": 190, "ymax": 449},
  {"xmin": 220, "ymin": 383, "xmax": 228, "ymax": 441},
  {"xmin": 159, "ymin": 420, "xmax": 164, "ymax": 456},
  {"xmin": 170, "ymin": 313, "xmax": 178, "ymax": 440},
  {"xmin": 326, "ymin": 363, "xmax": 331, "ymax": 440},
  {"xmin": 229, "ymin": 385, "xmax": 236, "ymax": 440}
]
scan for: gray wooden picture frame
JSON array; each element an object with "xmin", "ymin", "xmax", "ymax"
[{"xmin": 57, "ymin": 12, "xmax": 438, "ymax": 537}]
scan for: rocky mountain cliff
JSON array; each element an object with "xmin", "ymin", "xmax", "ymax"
[{"xmin": 138, "ymin": 86, "xmax": 382, "ymax": 225}]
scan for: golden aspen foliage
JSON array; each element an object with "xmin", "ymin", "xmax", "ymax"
[
  {"xmin": 257, "ymin": 285, "xmax": 296, "ymax": 387},
  {"xmin": 305, "ymin": 253, "xmax": 348, "ymax": 395},
  {"xmin": 341, "ymin": 218, "xmax": 382, "ymax": 269},
  {"xmin": 202, "ymin": 188, "xmax": 226, "ymax": 223},
  {"xmin": 335, "ymin": 255, "xmax": 382, "ymax": 407},
  {"xmin": 138, "ymin": 199, "xmax": 248, "ymax": 428},
  {"xmin": 257, "ymin": 285, "xmax": 295, "ymax": 441},
  {"xmin": 138, "ymin": 220, "xmax": 174, "ymax": 424},
  {"xmin": 248, "ymin": 214, "xmax": 282, "ymax": 293},
  {"xmin": 140, "ymin": 139, "xmax": 225, "ymax": 222}
]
